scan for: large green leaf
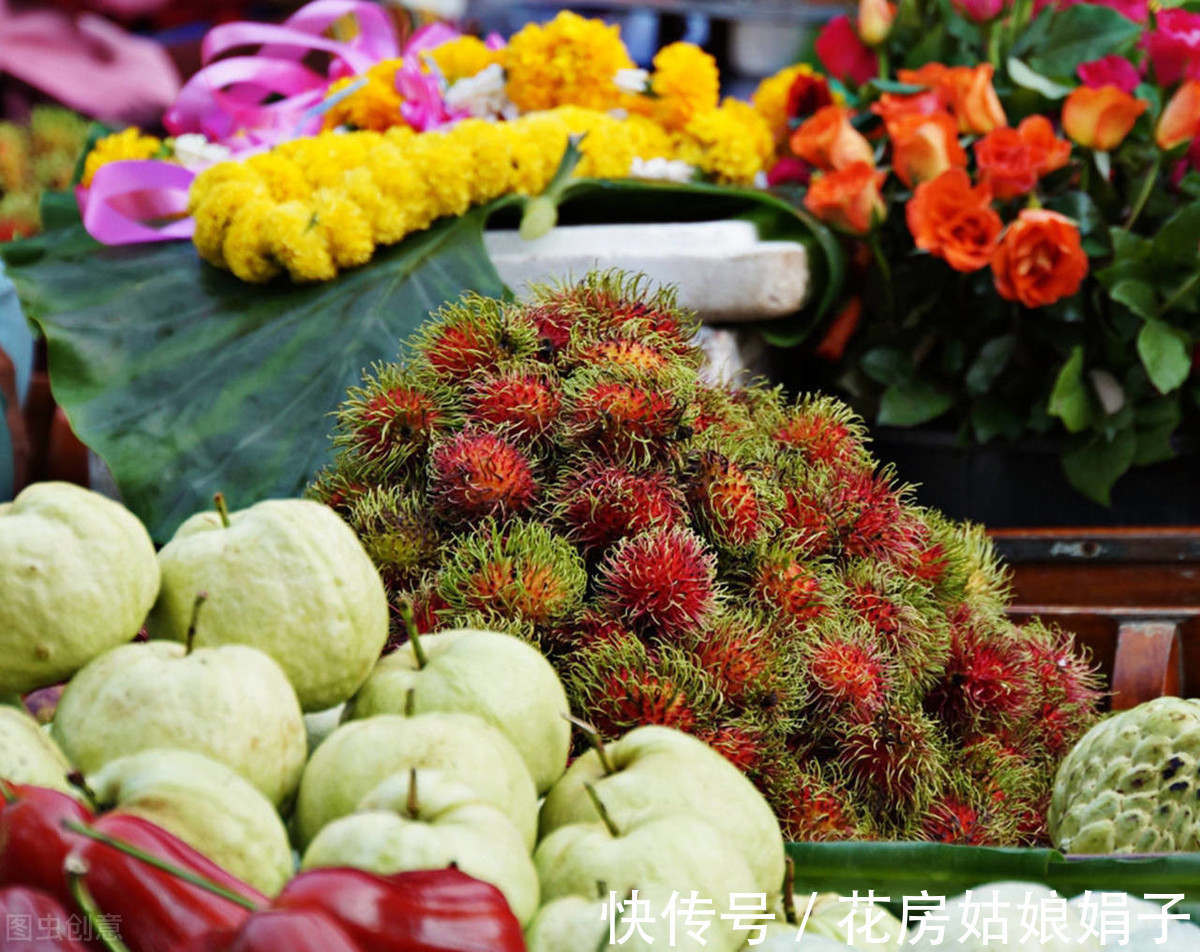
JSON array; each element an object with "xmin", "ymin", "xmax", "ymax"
[
  {"xmin": 1027, "ymin": 4, "xmax": 1143, "ymax": 77},
  {"xmin": 2, "ymin": 180, "xmax": 829, "ymax": 542}
]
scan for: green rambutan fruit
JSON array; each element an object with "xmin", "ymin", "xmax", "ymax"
[
  {"xmin": 551, "ymin": 461, "xmax": 686, "ymax": 554},
  {"xmin": 595, "ymin": 526, "xmax": 719, "ymax": 639},
  {"xmin": 428, "ymin": 430, "xmax": 540, "ymax": 524},
  {"xmin": 689, "ymin": 384, "xmax": 757, "ymax": 439},
  {"xmin": 411, "ymin": 294, "xmax": 540, "ymax": 382},
  {"xmin": 435, "ymin": 519, "xmax": 586, "ymax": 627},
  {"xmin": 334, "ymin": 365, "xmax": 452, "ymax": 473},
  {"xmin": 772, "ymin": 761, "xmax": 872, "ymax": 842},
  {"xmin": 348, "ymin": 486, "xmax": 441, "ymax": 585},
  {"xmin": 307, "ymin": 466, "xmax": 370, "ymax": 517},
  {"xmin": 566, "ymin": 634, "xmax": 721, "ymax": 738},
  {"xmin": 543, "ymin": 606, "xmax": 634, "ymax": 655},
  {"xmin": 464, "ymin": 368, "xmax": 563, "ymax": 444}
]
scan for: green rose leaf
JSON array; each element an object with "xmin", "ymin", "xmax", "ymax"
[
  {"xmin": 1007, "ymin": 58, "xmax": 1074, "ymax": 100},
  {"xmin": 1108, "ymin": 279, "xmax": 1158, "ymax": 321},
  {"xmin": 878, "ymin": 380, "xmax": 953, "ymax": 427},
  {"xmin": 1137, "ymin": 319, "xmax": 1191, "ymax": 394},
  {"xmin": 1152, "ymin": 202, "xmax": 1200, "ymax": 270},
  {"xmin": 1061, "ymin": 427, "xmax": 1137, "ymax": 506},
  {"xmin": 1048, "ymin": 346, "xmax": 1094, "ymax": 432},
  {"xmin": 861, "ymin": 347, "xmax": 913, "ymax": 386},
  {"xmin": 1027, "ymin": 4, "xmax": 1143, "ymax": 77},
  {"xmin": 965, "ymin": 335, "xmax": 1016, "ymax": 397}
]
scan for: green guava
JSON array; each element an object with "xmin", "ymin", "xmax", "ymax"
[
  {"xmin": 146, "ymin": 497, "xmax": 388, "ymax": 711},
  {"xmin": 0, "ymin": 705, "xmax": 75, "ymax": 793},
  {"xmin": 0, "ymin": 482, "xmax": 159, "ymax": 694}
]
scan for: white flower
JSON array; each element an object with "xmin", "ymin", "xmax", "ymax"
[
  {"xmin": 614, "ymin": 68, "xmax": 650, "ymax": 95},
  {"xmin": 171, "ymin": 134, "xmax": 232, "ymax": 171},
  {"xmin": 444, "ymin": 63, "xmax": 511, "ymax": 119},
  {"xmin": 1089, "ymin": 369, "xmax": 1125, "ymax": 416},
  {"xmin": 630, "ymin": 156, "xmax": 696, "ymax": 184}
]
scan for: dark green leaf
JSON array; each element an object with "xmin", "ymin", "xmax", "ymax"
[
  {"xmin": 1046, "ymin": 191, "xmax": 1102, "ymax": 238},
  {"xmin": 1027, "ymin": 4, "xmax": 1143, "ymax": 77},
  {"xmin": 971, "ymin": 398, "xmax": 1023, "ymax": 443},
  {"xmin": 1007, "ymin": 58, "xmax": 1073, "ymax": 99},
  {"xmin": 1009, "ymin": 8, "xmax": 1054, "ymax": 60},
  {"xmin": 1137, "ymin": 319, "xmax": 1191, "ymax": 394},
  {"xmin": 1048, "ymin": 346, "xmax": 1093, "ymax": 432},
  {"xmin": 1061, "ymin": 427, "xmax": 1137, "ymax": 505},
  {"xmin": 1180, "ymin": 172, "xmax": 1200, "ymax": 200},
  {"xmin": 965, "ymin": 335, "xmax": 1016, "ymax": 396},
  {"xmin": 877, "ymin": 381, "xmax": 953, "ymax": 426},
  {"xmin": 1134, "ymin": 421, "xmax": 1179, "ymax": 466},
  {"xmin": 1108, "ymin": 279, "xmax": 1158, "ymax": 320},
  {"xmin": 861, "ymin": 348, "xmax": 913, "ymax": 386},
  {"xmin": 1152, "ymin": 202, "xmax": 1200, "ymax": 270}
]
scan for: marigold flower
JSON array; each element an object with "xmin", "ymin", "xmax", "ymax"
[
  {"xmin": 646, "ymin": 43, "xmax": 720, "ymax": 132},
  {"xmin": 906, "ymin": 169, "xmax": 1002, "ymax": 272},
  {"xmin": 321, "ymin": 62, "xmax": 407, "ymax": 132},
  {"xmin": 81, "ymin": 128, "xmax": 162, "ymax": 187},
  {"xmin": 1062, "ymin": 85, "xmax": 1148, "ymax": 151},
  {"xmin": 1157, "ymin": 79, "xmax": 1200, "ymax": 150},
  {"xmin": 681, "ymin": 99, "xmax": 774, "ymax": 185},
  {"xmin": 804, "ymin": 161, "xmax": 887, "ymax": 235},
  {"xmin": 267, "ymin": 199, "xmax": 337, "ymax": 283},
  {"xmin": 222, "ymin": 197, "xmax": 281, "ymax": 284},
  {"xmin": 791, "ymin": 106, "xmax": 875, "ymax": 171},
  {"xmin": 426, "ymin": 36, "xmax": 503, "ymax": 84},
  {"xmin": 505, "ymin": 11, "xmax": 633, "ymax": 112},
  {"xmin": 992, "ymin": 209, "xmax": 1088, "ymax": 308},
  {"xmin": 889, "ymin": 112, "xmax": 966, "ymax": 187}
]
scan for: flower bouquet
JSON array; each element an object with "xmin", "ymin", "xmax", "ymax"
[{"xmin": 753, "ymin": 0, "xmax": 1200, "ymax": 506}]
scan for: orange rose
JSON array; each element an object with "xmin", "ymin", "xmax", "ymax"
[
  {"xmin": 804, "ymin": 161, "xmax": 888, "ymax": 235},
  {"xmin": 906, "ymin": 169, "xmax": 1002, "ymax": 272},
  {"xmin": 900, "ymin": 63, "xmax": 1006, "ymax": 134},
  {"xmin": 857, "ymin": 0, "xmax": 896, "ymax": 46},
  {"xmin": 1156, "ymin": 79, "xmax": 1200, "ymax": 150},
  {"xmin": 890, "ymin": 112, "xmax": 967, "ymax": 186},
  {"xmin": 791, "ymin": 105, "xmax": 876, "ymax": 170},
  {"xmin": 992, "ymin": 209, "xmax": 1088, "ymax": 308},
  {"xmin": 1018, "ymin": 115, "xmax": 1072, "ymax": 176},
  {"xmin": 1062, "ymin": 85, "xmax": 1148, "ymax": 151},
  {"xmin": 871, "ymin": 91, "xmax": 944, "ymax": 130}
]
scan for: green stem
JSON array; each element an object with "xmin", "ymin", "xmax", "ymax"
[
  {"xmin": 404, "ymin": 686, "xmax": 416, "ymax": 718},
  {"xmin": 984, "ymin": 20, "xmax": 1001, "ymax": 70},
  {"xmin": 407, "ymin": 767, "xmax": 419, "ymax": 818},
  {"xmin": 1159, "ymin": 269, "xmax": 1200, "ymax": 317},
  {"xmin": 782, "ymin": 857, "xmax": 797, "ymax": 926},
  {"xmin": 185, "ymin": 592, "xmax": 208, "ymax": 655},
  {"xmin": 399, "ymin": 599, "xmax": 427, "ymax": 668},
  {"xmin": 562, "ymin": 713, "xmax": 616, "ymax": 776},
  {"xmin": 582, "ymin": 783, "xmax": 621, "ymax": 839},
  {"xmin": 877, "ymin": 46, "xmax": 890, "ymax": 82},
  {"xmin": 213, "ymin": 492, "xmax": 231, "ymax": 529},
  {"xmin": 62, "ymin": 821, "xmax": 262, "ymax": 912},
  {"xmin": 1124, "ymin": 156, "xmax": 1162, "ymax": 230},
  {"xmin": 67, "ymin": 770, "xmax": 99, "ymax": 806},
  {"xmin": 65, "ymin": 861, "xmax": 134, "ymax": 952},
  {"xmin": 867, "ymin": 233, "xmax": 895, "ymax": 325},
  {"xmin": 0, "ymin": 778, "xmax": 16, "ymax": 804}
]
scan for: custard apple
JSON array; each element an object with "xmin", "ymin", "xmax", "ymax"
[{"xmin": 1049, "ymin": 696, "xmax": 1200, "ymax": 854}]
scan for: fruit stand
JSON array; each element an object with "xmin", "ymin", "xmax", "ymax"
[{"xmin": 3, "ymin": 0, "xmax": 1200, "ymax": 950}]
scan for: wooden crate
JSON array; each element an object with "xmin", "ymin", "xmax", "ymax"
[{"xmin": 990, "ymin": 528, "xmax": 1199, "ymax": 709}]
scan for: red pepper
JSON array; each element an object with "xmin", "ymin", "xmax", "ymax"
[
  {"xmin": 200, "ymin": 908, "xmax": 362, "ymax": 952},
  {"xmin": 0, "ymin": 783, "xmax": 93, "ymax": 906},
  {"xmin": 0, "ymin": 886, "xmax": 93, "ymax": 952},
  {"xmin": 63, "ymin": 813, "xmax": 266, "ymax": 952},
  {"xmin": 271, "ymin": 867, "xmax": 527, "ymax": 952}
]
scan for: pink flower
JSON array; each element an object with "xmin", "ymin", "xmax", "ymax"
[
  {"xmin": 815, "ymin": 15, "xmax": 878, "ymax": 87},
  {"xmin": 1144, "ymin": 10, "xmax": 1200, "ymax": 86},
  {"xmin": 952, "ymin": 0, "xmax": 1006, "ymax": 23},
  {"xmin": 766, "ymin": 156, "xmax": 813, "ymax": 187},
  {"xmin": 1077, "ymin": 55, "xmax": 1141, "ymax": 94}
]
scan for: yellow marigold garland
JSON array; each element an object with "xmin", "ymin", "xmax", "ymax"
[
  {"xmin": 81, "ymin": 128, "xmax": 163, "ymax": 187},
  {"xmin": 644, "ymin": 42, "xmax": 720, "ymax": 132}
]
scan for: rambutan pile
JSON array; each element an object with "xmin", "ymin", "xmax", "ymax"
[{"xmin": 311, "ymin": 272, "xmax": 1104, "ymax": 845}]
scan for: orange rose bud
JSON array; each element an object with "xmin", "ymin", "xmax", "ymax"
[
  {"xmin": 890, "ymin": 112, "xmax": 968, "ymax": 186},
  {"xmin": 907, "ymin": 169, "xmax": 1002, "ymax": 272},
  {"xmin": 804, "ymin": 161, "xmax": 888, "ymax": 235},
  {"xmin": 857, "ymin": 0, "xmax": 896, "ymax": 46},
  {"xmin": 871, "ymin": 91, "xmax": 944, "ymax": 129},
  {"xmin": 992, "ymin": 209, "xmax": 1088, "ymax": 308},
  {"xmin": 1017, "ymin": 114, "xmax": 1071, "ymax": 176},
  {"xmin": 815, "ymin": 296, "xmax": 864, "ymax": 361},
  {"xmin": 791, "ymin": 105, "xmax": 876, "ymax": 171},
  {"xmin": 1156, "ymin": 79, "xmax": 1200, "ymax": 150},
  {"xmin": 901, "ymin": 63, "xmax": 1007, "ymax": 134},
  {"xmin": 1062, "ymin": 85, "xmax": 1148, "ymax": 151}
]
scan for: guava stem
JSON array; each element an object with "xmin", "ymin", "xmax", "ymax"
[
  {"xmin": 399, "ymin": 599, "xmax": 427, "ymax": 669},
  {"xmin": 185, "ymin": 592, "xmax": 209, "ymax": 655},
  {"xmin": 0, "ymin": 777, "xmax": 17, "ymax": 804},
  {"xmin": 562, "ymin": 714, "xmax": 615, "ymax": 776},
  {"xmin": 62, "ymin": 821, "xmax": 262, "ymax": 912},
  {"xmin": 213, "ymin": 492, "xmax": 231, "ymax": 528},
  {"xmin": 404, "ymin": 687, "xmax": 416, "ymax": 718},
  {"xmin": 782, "ymin": 857, "xmax": 797, "ymax": 926},
  {"xmin": 66, "ymin": 770, "xmax": 99, "ymax": 806},
  {"xmin": 66, "ymin": 860, "xmax": 135, "ymax": 952},
  {"xmin": 407, "ymin": 767, "xmax": 419, "ymax": 817},
  {"xmin": 582, "ymin": 782, "xmax": 620, "ymax": 839}
]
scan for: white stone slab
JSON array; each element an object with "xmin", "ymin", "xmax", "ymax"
[{"xmin": 483, "ymin": 220, "xmax": 810, "ymax": 323}]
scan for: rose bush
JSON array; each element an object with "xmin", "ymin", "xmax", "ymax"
[{"xmin": 755, "ymin": 0, "xmax": 1200, "ymax": 505}]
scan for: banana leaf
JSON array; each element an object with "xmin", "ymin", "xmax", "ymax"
[
  {"xmin": 787, "ymin": 841, "xmax": 1200, "ymax": 918},
  {"xmin": 0, "ymin": 180, "xmax": 834, "ymax": 543}
]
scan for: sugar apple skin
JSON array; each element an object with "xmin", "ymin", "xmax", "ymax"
[
  {"xmin": 0, "ymin": 482, "xmax": 159, "ymax": 694},
  {"xmin": 146, "ymin": 498, "xmax": 389, "ymax": 712},
  {"xmin": 0, "ymin": 705, "xmax": 75, "ymax": 793},
  {"xmin": 89, "ymin": 749, "xmax": 294, "ymax": 896},
  {"xmin": 1049, "ymin": 697, "xmax": 1200, "ymax": 854},
  {"xmin": 52, "ymin": 641, "xmax": 307, "ymax": 807}
]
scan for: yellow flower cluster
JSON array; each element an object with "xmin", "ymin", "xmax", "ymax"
[
  {"xmin": 81, "ymin": 128, "xmax": 163, "ymax": 186},
  {"xmin": 189, "ymin": 98, "xmax": 772, "ymax": 284},
  {"xmin": 322, "ymin": 59, "xmax": 406, "ymax": 132},
  {"xmin": 505, "ymin": 11, "xmax": 634, "ymax": 113},
  {"xmin": 426, "ymin": 35, "xmax": 503, "ymax": 84},
  {"xmin": 640, "ymin": 42, "xmax": 720, "ymax": 132}
]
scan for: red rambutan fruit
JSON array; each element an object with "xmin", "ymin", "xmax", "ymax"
[
  {"xmin": 595, "ymin": 527, "xmax": 718, "ymax": 638},
  {"xmin": 750, "ymin": 551, "xmax": 826, "ymax": 627},
  {"xmin": 1014, "ymin": 622, "xmax": 1104, "ymax": 755},
  {"xmin": 920, "ymin": 790, "xmax": 1013, "ymax": 846},
  {"xmin": 563, "ymin": 376, "xmax": 687, "ymax": 461},
  {"xmin": 776, "ymin": 764, "xmax": 870, "ymax": 842},
  {"xmin": 698, "ymin": 725, "xmax": 765, "ymax": 774},
  {"xmin": 465, "ymin": 370, "xmax": 562, "ymax": 444},
  {"xmin": 689, "ymin": 451, "xmax": 773, "ymax": 549},
  {"xmin": 772, "ymin": 396, "xmax": 870, "ymax": 471},
  {"xmin": 780, "ymin": 486, "xmax": 835, "ymax": 557},
  {"xmin": 554, "ymin": 464, "xmax": 686, "ymax": 553},
  {"xmin": 926, "ymin": 620, "xmax": 1034, "ymax": 734},
  {"xmin": 573, "ymin": 337, "xmax": 675, "ymax": 375},
  {"xmin": 335, "ymin": 375, "xmax": 448, "ymax": 473},
  {"xmin": 830, "ymin": 470, "xmax": 924, "ymax": 565},
  {"xmin": 428, "ymin": 430, "xmax": 539, "ymax": 524},
  {"xmin": 525, "ymin": 301, "xmax": 574, "ymax": 356},
  {"xmin": 688, "ymin": 615, "xmax": 775, "ymax": 708},
  {"xmin": 543, "ymin": 607, "xmax": 633, "ymax": 654},
  {"xmin": 838, "ymin": 706, "xmax": 948, "ymax": 814},
  {"xmin": 800, "ymin": 632, "xmax": 894, "ymax": 720}
]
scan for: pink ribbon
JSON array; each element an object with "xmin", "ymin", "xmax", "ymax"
[{"xmin": 78, "ymin": 161, "xmax": 197, "ymax": 245}]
